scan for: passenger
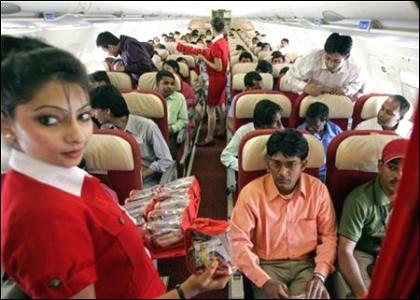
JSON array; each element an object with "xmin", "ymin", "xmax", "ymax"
[
  {"xmin": 177, "ymin": 17, "xmax": 230, "ymax": 146},
  {"xmin": 256, "ymin": 60, "xmax": 273, "ymax": 74},
  {"xmin": 262, "ymin": 43, "xmax": 272, "ymax": 52},
  {"xmin": 239, "ymin": 51, "xmax": 254, "ymax": 63},
  {"xmin": 271, "ymin": 51, "xmax": 286, "ymax": 65},
  {"xmin": 227, "ymin": 71, "xmax": 263, "ymax": 132},
  {"xmin": 336, "ymin": 138, "xmax": 409, "ymax": 299},
  {"xmin": 297, "ymin": 102, "xmax": 342, "ymax": 181},
  {"xmin": 163, "ymin": 60, "xmax": 197, "ymax": 108},
  {"xmin": 282, "ymin": 32, "xmax": 365, "ymax": 99},
  {"xmin": 231, "ymin": 129, "xmax": 337, "ymax": 299},
  {"xmin": 88, "ymin": 70, "xmax": 111, "ymax": 89},
  {"xmin": 279, "ymin": 38, "xmax": 290, "ymax": 56},
  {"xmin": 1, "ymin": 35, "xmax": 50, "ymax": 62},
  {"xmin": 356, "ymin": 95, "xmax": 413, "ymax": 139},
  {"xmin": 221, "ymin": 100, "xmax": 283, "ymax": 171},
  {"xmin": 89, "ymin": 85, "xmax": 174, "ymax": 187},
  {"xmin": 1, "ymin": 46, "xmax": 229, "ymax": 299},
  {"xmin": 96, "ymin": 31, "xmax": 156, "ymax": 82},
  {"xmin": 155, "ymin": 71, "xmax": 188, "ymax": 160}
]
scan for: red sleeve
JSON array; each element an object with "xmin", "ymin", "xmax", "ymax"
[
  {"xmin": 176, "ymin": 42, "xmax": 210, "ymax": 59},
  {"xmin": 3, "ymin": 205, "xmax": 97, "ymax": 299},
  {"xmin": 210, "ymin": 43, "xmax": 222, "ymax": 59}
]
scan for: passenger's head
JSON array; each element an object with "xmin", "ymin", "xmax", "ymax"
[
  {"xmin": 244, "ymin": 71, "xmax": 263, "ymax": 90},
  {"xmin": 252, "ymin": 37, "xmax": 259, "ymax": 45},
  {"xmin": 323, "ymin": 33, "xmax": 353, "ymax": 72},
  {"xmin": 1, "ymin": 35, "xmax": 51, "ymax": 63},
  {"xmin": 256, "ymin": 60, "xmax": 273, "ymax": 74},
  {"xmin": 253, "ymin": 100, "xmax": 283, "ymax": 130},
  {"xmin": 377, "ymin": 95, "xmax": 411, "ymax": 128},
  {"xmin": 266, "ymin": 129, "xmax": 309, "ymax": 194},
  {"xmin": 89, "ymin": 71, "xmax": 111, "ymax": 89},
  {"xmin": 156, "ymin": 70, "xmax": 176, "ymax": 97},
  {"xmin": 1, "ymin": 47, "xmax": 92, "ymax": 168},
  {"xmin": 262, "ymin": 43, "xmax": 272, "ymax": 52},
  {"xmin": 163, "ymin": 60, "xmax": 180, "ymax": 75},
  {"xmin": 304, "ymin": 102, "xmax": 329, "ymax": 134},
  {"xmin": 211, "ymin": 17, "xmax": 225, "ymax": 34},
  {"xmin": 236, "ymin": 45, "xmax": 246, "ymax": 52},
  {"xmin": 280, "ymin": 38, "xmax": 289, "ymax": 48},
  {"xmin": 96, "ymin": 31, "xmax": 120, "ymax": 57},
  {"xmin": 239, "ymin": 51, "xmax": 253, "ymax": 63},
  {"xmin": 271, "ymin": 51, "xmax": 286, "ymax": 65},
  {"xmin": 90, "ymin": 85, "xmax": 129, "ymax": 124},
  {"xmin": 378, "ymin": 138, "xmax": 409, "ymax": 196}
]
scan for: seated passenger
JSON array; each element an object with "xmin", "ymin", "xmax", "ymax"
[
  {"xmin": 262, "ymin": 43, "xmax": 272, "ymax": 52},
  {"xmin": 88, "ymin": 70, "xmax": 111, "ymax": 89},
  {"xmin": 356, "ymin": 95, "xmax": 413, "ymax": 139},
  {"xmin": 231, "ymin": 129, "xmax": 337, "ymax": 299},
  {"xmin": 221, "ymin": 100, "xmax": 283, "ymax": 171},
  {"xmin": 239, "ymin": 51, "xmax": 254, "ymax": 63},
  {"xmin": 297, "ymin": 102, "xmax": 342, "ymax": 181},
  {"xmin": 282, "ymin": 32, "xmax": 364, "ymax": 99},
  {"xmin": 227, "ymin": 71, "xmax": 263, "ymax": 132},
  {"xmin": 256, "ymin": 60, "xmax": 273, "ymax": 74},
  {"xmin": 271, "ymin": 51, "xmax": 286, "ymax": 65},
  {"xmin": 336, "ymin": 138, "xmax": 409, "ymax": 299},
  {"xmin": 279, "ymin": 38, "xmax": 290, "ymax": 56},
  {"xmin": 90, "ymin": 85, "xmax": 174, "ymax": 187},
  {"xmin": 155, "ymin": 71, "xmax": 188, "ymax": 159}
]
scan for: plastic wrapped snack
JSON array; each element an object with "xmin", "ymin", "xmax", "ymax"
[{"xmin": 186, "ymin": 218, "xmax": 236, "ymax": 276}]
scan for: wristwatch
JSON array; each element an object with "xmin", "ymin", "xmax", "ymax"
[
  {"xmin": 175, "ymin": 284, "xmax": 187, "ymax": 299},
  {"xmin": 313, "ymin": 273, "xmax": 326, "ymax": 283}
]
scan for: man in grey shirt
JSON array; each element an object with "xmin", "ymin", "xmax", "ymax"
[{"xmin": 90, "ymin": 85, "xmax": 174, "ymax": 187}]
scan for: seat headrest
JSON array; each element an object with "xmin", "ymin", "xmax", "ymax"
[
  {"xmin": 361, "ymin": 95, "xmax": 413, "ymax": 120},
  {"xmin": 335, "ymin": 133, "xmax": 402, "ymax": 172},
  {"xmin": 232, "ymin": 63, "xmax": 258, "ymax": 75},
  {"xmin": 122, "ymin": 92, "xmax": 165, "ymax": 118},
  {"xmin": 85, "ymin": 61, "xmax": 107, "ymax": 73},
  {"xmin": 241, "ymin": 133, "xmax": 324, "ymax": 172},
  {"xmin": 167, "ymin": 54, "xmax": 195, "ymax": 68},
  {"xmin": 84, "ymin": 134, "xmax": 135, "ymax": 173},
  {"xmin": 107, "ymin": 72, "xmax": 133, "ymax": 90},
  {"xmin": 272, "ymin": 63, "xmax": 290, "ymax": 78},
  {"xmin": 258, "ymin": 50, "xmax": 272, "ymax": 60},
  {"xmin": 138, "ymin": 72, "xmax": 181, "ymax": 91},
  {"xmin": 299, "ymin": 94, "xmax": 354, "ymax": 118},
  {"xmin": 233, "ymin": 73, "xmax": 273, "ymax": 91},
  {"xmin": 178, "ymin": 62, "xmax": 190, "ymax": 78},
  {"xmin": 235, "ymin": 93, "xmax": 292, "ymax": 118},
  {"xmin": 155, "ymin": 49, "xmax": 169, "ymax": 60}
]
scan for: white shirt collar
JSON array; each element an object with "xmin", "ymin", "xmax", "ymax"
[
  {"xmin": 212, "ymin": 34, "xmax": 224, "ymax": 43},
  {"xmin": 9, "ymin": 150, "xmax": 88, "ymax": 197}
]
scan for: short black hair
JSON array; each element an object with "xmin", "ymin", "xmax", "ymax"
[
  {"xmin": 1, "ymin": 35, "xmax": 51, "ymax": 63},
  {"xmin": 89, "ymin": 85, "xmax": 129, "ymax": 118},
  {"xmin": 256, "ymin": 60, "xmax": 273, "ymax": 74},
  {"xmin": 163, "ymin": 60, "xmax": 180, "ymax": 74},
  {"xmin": 156, "ymin": 70, "xmax": 175, "ymax": 84},
  {"xmin": 89, "ymin": 71, "xmax": 111, "ymax": 85},
  {"xmin": 239, "ymin": 51, "xmax": 253, "ymax": 62},
  {"xmin": 253, "ymin": 100, "xmax": 282, "ymax": 129},
  {"xmin": 271, "ymin": 51, "xmax": 286, "ymax": 63},
  {"xmin": 267, "ymin": 129, "xmax": 309, "ymax": 160},
  {"xmin": 96, "ymin": 31, "xmax": 120, "ymax": 48},
  {"xmin": 211, "ymin": 17, "xmax": 225, "ymax": 33},
  {"xmin": 2, "ymin": 48, "xmax": 90, "ymax": 118},
  {"xmin": 279, "ymin": 67, "xmax": 289, "ymax": 75},
  {"xmin": 305, "ymin": 102, "xmax": 329, "ymax": 121},
  {"xmin": 244, "ymin": 71, "xmax": 262, "ymax": 88},
  {"xmin": 390, "ymin": 95, "xmax": 411, "ymax": 117},
  {"xmin": 324, "ymin": 32, "xmax": 353, "ymax": 56},
  {"xmin": 281, "ymin": 38, "xmax": 289, "ymax": 44},
  {"xmin": 236, "ymin": 45, "xmax": 246, "ymax": 51}
]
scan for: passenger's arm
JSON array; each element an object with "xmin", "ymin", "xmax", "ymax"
[
  {"xmin": 70, "ymin": 284, "xmax": 95, "ymax": 299},
  {"xmin": 338, "ymin": 236, "xmax": 368, "ymax": 298},
  {"xmin": 281, "ymin": 55, "xmax": 312, "ymax": 94},
  {"xmin": 220, "ymin": 130, "xmax": 241, "ymax": 171},
  {"xmin": 142, "ymin": 166, "xmax": 156, "ymax": 179},
  {"xmin": 148, "ymin": 125, "xmax": 174, "ymax": 173},
  {"xmin": 199, "ymin": 55, "xmax": 223, "ymax": 73}
]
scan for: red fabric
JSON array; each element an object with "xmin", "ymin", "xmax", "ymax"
[
  {"xmin": 381, "ymin": 138, "xmax": 409, "ymax": 163},
  {"xmin": 367, "ymin": 107, "xmax": 419, "ymax": 299},
  {"xmin": 351, "ymin": 93, "xmax": 390, "ymax": 129},
  {"xmin": 1, "ymin": 173, "xmax": 165, "ymax": 299},
  {"xmin": 91, "ymin": 129, "xmax": 142, "ymax": 205},
  {"xmin": 181, "ymin": 80, "xmax": 197, "ymax": 107}
]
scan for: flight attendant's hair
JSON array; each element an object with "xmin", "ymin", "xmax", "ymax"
[{"xmin": 211, "ymin": 17, "xmax": 225, "ymax": 33}]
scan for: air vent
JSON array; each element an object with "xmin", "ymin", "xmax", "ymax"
[{"xmin": 1, "ymin": 2, "xmax": 21, "ymax": 14}]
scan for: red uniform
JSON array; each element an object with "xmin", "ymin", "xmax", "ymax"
[
  {"xmin": 1, "ymin": 150, "xmax": 165, "ymax": 299},
  {"xmin": 177, "ymin": 35, "xmax": 229, "ymax": 106}
]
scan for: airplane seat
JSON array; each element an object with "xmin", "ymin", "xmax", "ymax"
[
  {"xmin": 83, "ymin": 129, "xmax": 143, "ymax": 205},
  {"xmin": 178, "ymin": 61, "xmax": 190, "ymax": 81},
  {"xmin": 272, "ymin": 63, "xmax": 290, "ymax": 79},
  {"xmin": 286, "ymin": 51, "xmax": 302, "ymax": 63},
  {"xmin": 351, "ymin": 93, "xmax": 415, "ymax": 129},
  {"xmin": 232, "ymin": 62, "xmax": 258, "ymax": 75},
  {"xmin": 326, "ymin": 130, "xmax": 400, "ymax": 219},
  {"xmin": 165, "ymin": 42, "xmax": 178, "ymax": 55},
  {"xmin": 278, "ymin": 74, "xmax": 300, "ymax": 101},
  {"xmin": 189, "ymin": 70, "xmax": 199, "ymax": 90},
  {"xmin": 297, "ymin": 94, "xmax": 355, "ymax": 130},
  {"xmin": 232, "ymin": 73, "xmax": 274, "ymax": 97},
  {"xmin": 230, "ymin": 55, "xmax": 240, "ymax": 66},
  {"xmin": 155, "ymin": 49, "xmax": 169, "ymax": 61},
  {"xmin": 138, "ymin": 71, "xmax": 181, "ymax": 92},
  {"xmin": 232, "ymin": 91, "xmax": 295, "ymax": 133},
  {"xmin": 106, "ymin": 71, "xmax": 134, "ymax": 92},
  {"xmin": 152, "ymin": 54, "xmax": 163, "ymax": 71},
  {"xmin": 167, "ymin": 54, "xmax": 196, "ymax": 69},
  {"xmin": 257, "ymin": 50, "xmax": 272, "ymax": 61},
  {"xmin": 122, "ymin": 90, "xmax": 169, "ymax": 142},
  {"xmin": 237, "ymin": 129, "xmax": 324, "ymax": 205}
]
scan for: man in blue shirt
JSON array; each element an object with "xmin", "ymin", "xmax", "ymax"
[{"xmin": 298, "ymin": 102, "xmax": 342, "ymax": 181}]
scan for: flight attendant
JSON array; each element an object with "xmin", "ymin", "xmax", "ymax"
[
  {"xmin": 1, "ymin": 41, "xmax": 229, "ymax": 299},
  {"xmin": 177, "ymin": 17, "xmax": 229, "ymax": 146}
]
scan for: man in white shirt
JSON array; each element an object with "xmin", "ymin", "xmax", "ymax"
[
  {"xmin": 356, "ymin": 95, "xmax": 413, "ymax": 139},
  {"xmin": 282, "ymin": 33, "xmax": 364, "ymax": 99}
]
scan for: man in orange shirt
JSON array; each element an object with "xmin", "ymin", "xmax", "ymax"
[{"xmin": 231, "ymin": 129, "xmax": 337, "ymax": 299}]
